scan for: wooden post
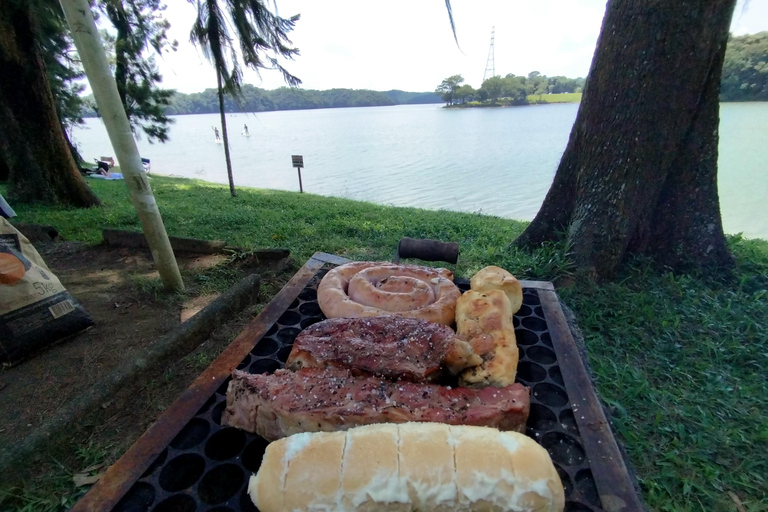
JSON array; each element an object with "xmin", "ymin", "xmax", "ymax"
[
  {"xmin": 59, "ymin": 0, "xmax": 184, "ymax": 292},
  {"xmin": 291, "ymin": 155, "xmax": 304, "ymax": 193}
]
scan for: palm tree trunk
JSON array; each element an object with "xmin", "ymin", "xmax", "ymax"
[
  {"xmin": 217, "ymin": 70, "xmax": 236, "ymax": 197},
  {"xmin": 60, "ymin": 0, "xmax": 184, "ymax": 292}
]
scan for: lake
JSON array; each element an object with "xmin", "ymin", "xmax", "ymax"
[{"xmin": 73, "ymin": 102, "xmax": 768, "ymax": 240}]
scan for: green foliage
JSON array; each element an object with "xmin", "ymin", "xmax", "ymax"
[
  {"xmin": 98, "ymin": 0, "xmax": 178, "ymax": 143},
  {"xmin": 435, "ymin": 75, "xmax": 464, "ymax": 105},
  {"xmin": 36, "ymin": 1, "xmax": 86, "ymax": 134},
  {"xmin": 500, "ymin": 74, "xmax": 528, "ymax": 104},
  {"xmin": 453, "ymin": 84, "xmax": 475, "ymax": 104},
  {"xmin": 188, "ymin": 0, "xmax": 300, "ymax": 97},
  {"xmin": 383, "ymin": 90, "xmax": 443, "ymax": 105},
  {"xmin": 441, "ymin": 71, "xmax": 585, "ymax": 108},
  {"xmin": 0, "ymin": 440, "xmax": 117, "ymax": 511},
  {"xmin": 721, "ymin": 31, "xmax": 768, "ymax": 101},
  {"xmin": 82, "ymin": 86, "xmax": 442, "ymax": 116},
  {"xmin": 480, "ymin": 75, "xmax": 504, "ymax": 103}
]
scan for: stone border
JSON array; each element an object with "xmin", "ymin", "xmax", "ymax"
[{"xmin": 101, "ymin": 229, "xmax": 289, "ymax": 259}]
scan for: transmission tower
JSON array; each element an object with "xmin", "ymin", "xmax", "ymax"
[{"xmin": 482, "ymin": 26, "xmax": 495, "ymax": 83}]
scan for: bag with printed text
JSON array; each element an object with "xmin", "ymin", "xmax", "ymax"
[{"xmin": 0, "ymin": 218, "xmax": 93, "ymax": 365}]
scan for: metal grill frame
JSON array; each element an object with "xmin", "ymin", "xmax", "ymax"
[{"xmin": 73, "ymin": 252, "xmax": 643, "ymax": 512}]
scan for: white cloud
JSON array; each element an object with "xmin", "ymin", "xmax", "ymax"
[{"xmin": 151, "ymin": 0, "xmax": 768, "ymax": 94}]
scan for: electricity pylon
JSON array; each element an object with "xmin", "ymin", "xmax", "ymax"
[{"xmin": 483, "ymin": 27, "xmax": 495, "ymax": 83}]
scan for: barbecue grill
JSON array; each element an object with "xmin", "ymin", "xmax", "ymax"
[{"xmin": 73, "ymin": 252, "xmax": 644, "ymax": 512}]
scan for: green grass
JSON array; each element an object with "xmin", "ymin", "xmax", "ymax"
[
  {"xmin": 1, "ymin": 176, "xmax": 539, "ymax": 277},
  {"xmin": 560, "ymin": 244, "xmax": 768, "ymax": 511},
  {"xmin": 451, "ymin": 92, "xmax": 581, "ymax": 109},
  {"xmin": 528, "ymin": 92, "xmax": 582, "ymax": 104},
  {"xmin": 1, "ymin": 177, "xmax": 767, "ymax": 511}
]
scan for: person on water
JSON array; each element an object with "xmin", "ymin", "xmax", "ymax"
[
  {"xmin": 243, "ymin": 124, "xmax": 250, "ymax": 136},
  {"xmin": 212, "ymin": 126, "xmax": 221, "ymax": 142}
]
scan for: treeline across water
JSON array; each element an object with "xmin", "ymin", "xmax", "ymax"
[
  {"xmin": 721, "ymin": 32, "xmax": 768, "ymax": 101},
  {"xmin": 83, "ymin": 86, "xmax": 440, "ymax": 117},
  {"xmin": 81, "ymin": 31, "xmax": 765, "ymax": 118}
]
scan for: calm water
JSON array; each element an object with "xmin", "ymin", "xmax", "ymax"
[{"xmin": 73, "ymin": 102, "xmax": 768, "ymax": 240}]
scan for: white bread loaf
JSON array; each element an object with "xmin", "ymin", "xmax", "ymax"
[
  {"xmin": 470, "ymin": 266, "xmax": 523, "ymax": 314},
  {"xmin": 456, "ymin": 289, "xmax": 519, "ymax": 388},
  {"xmin": 249, "ymin": 422, "xmax": 564, "ymax": 512}
]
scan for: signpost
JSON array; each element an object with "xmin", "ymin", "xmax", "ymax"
[{"xmin": 291, "ymin": 155, "xmax": 304, "ymax": 193}]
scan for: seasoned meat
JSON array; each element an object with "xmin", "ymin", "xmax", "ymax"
[
  {"xmin": 286, "ymin": 316, "xmax": 482, "ymax": 382},
  {"xmin": 222, "ymin": 368, "xmax": 530, "ymax": 441}
]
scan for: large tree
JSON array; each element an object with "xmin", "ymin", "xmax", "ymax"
[
  {"xmin": 100, "ymin": 0, "xmax": 178, "ymax": 142},
  {"xmin": 0, "ymin": 0, "xmax": 101, "ymax": 206},
  {"xmin": 513, "ymin": 0, "xmax": 737, "ymax": 281},
  {"xmin": 189, "ymin": 0, "xmax": 301, "ymax": 197},
  {"xmin": 435, "ymin": 74, "xmax": 464, "ymax": 106}
]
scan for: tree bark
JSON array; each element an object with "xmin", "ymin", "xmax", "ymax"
[
  {"xmin": 0, "ymin": 2, "xmax": 101, "ymax": 207},
  {"xmin": 217, "ymin": 69, "xmax": 236, "ymax": 197},
  {"xmin": 514, "ymin": 0, "xmax": 735, "ymax": 280},
  {"xmin": 0, "ymin": 139, "xmax": 10, "ymax": 182}
]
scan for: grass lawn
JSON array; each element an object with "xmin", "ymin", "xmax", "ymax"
[
  {"xmin": 1, "ymin": 176, "xmax": 767, "ymax": 511},
  {"xmin": 528, "ymin": 92, "xmax": 582, "ymax": 104}
]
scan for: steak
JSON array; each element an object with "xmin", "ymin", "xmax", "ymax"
[
  {"xmin": 222, "ymin": 368, "xmax": 530, "ymax": 441},
  {"xmin": 286, "ymin": 316, "xmax": 482, "ymax": 382}
]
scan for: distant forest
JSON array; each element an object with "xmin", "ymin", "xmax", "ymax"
[
  {"xmin": 81, "ymin": 31, "xmax": 765, "ymax": 118},
  {"xmin": 83, "ymin": 86, "xmax": 441, "ymax": 117},
  {"xmin": 721, "ymin": 31, "xmax": 768, "ymax": 101}
]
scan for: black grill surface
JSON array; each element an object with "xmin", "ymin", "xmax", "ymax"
[{"xmin": 113, "ymin": 268, "xmax": 604, "ymax": 512}]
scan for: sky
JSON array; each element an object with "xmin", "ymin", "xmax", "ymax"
[{"xmin": 150, "ymin": 0, "xmax": 768, "ymax": 94}]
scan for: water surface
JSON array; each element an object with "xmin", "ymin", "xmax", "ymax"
[{"xmin": 74, "ymin": 102, "xmax": 768, "ymax": 240}]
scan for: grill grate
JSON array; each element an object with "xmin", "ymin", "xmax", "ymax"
[{"xmin": 113, "ymin": 267, "xmax": 603, "ymax": 512}]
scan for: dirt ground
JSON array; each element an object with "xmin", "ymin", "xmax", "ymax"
[{"xmin": 0, "ymin": 241, "xmax": 293, "ymax": 487}]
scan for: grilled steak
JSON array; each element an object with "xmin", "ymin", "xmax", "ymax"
[
  {"xmin": 222, "ymin": 368, "xmax": 530, "ymax": 441},
  {"xmin": 286, "ymin": 316, "xmax": 482, "ymax": 382}
]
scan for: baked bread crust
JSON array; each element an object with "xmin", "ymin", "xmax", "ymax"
[
  {"xmin": 250, "ymin": 422, "xmax": 565, "ymax": 512},
  {"xmin": 470, "ymin": 266, "xmax": 523, "ymax": 314},
  {"xmin": 457, "ymin": 289, "xmax": 519, "ymax": 388},
  {"xmin": 318, "ymin": 261, "xmax": 461, "ymax": 325}
]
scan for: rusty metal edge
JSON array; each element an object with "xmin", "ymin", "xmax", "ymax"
[
  {"xmin": 71, "ymin": 253, "xmax": 329, "ymax": 512},
  {"xmin": 538, "ymin": 288, "xmax": 644, "ymax": 512},
  {"xmin": 519, "ymin": 279, "xmax": 554, "ymax": 290},
  {"xmin": 307, "ymin": 253, "xmax": 553, "ymax": 291}
]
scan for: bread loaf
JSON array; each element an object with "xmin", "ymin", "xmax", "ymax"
[
  {"xmin": 249, "ymin": 422, "xmax": 564, "ymax": 512},
  {"xmin": 456, "ymin": 289, "xmax": 519, "ymax": 387},
  {"xmin": 470, "ymin": 266, "xmax": 523, "ymax": 314}
]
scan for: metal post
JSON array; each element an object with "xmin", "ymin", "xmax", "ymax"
[
  {"xmin": 297, "ymin": 167, "xmax": 303, "ymax": 193},
  {"xmin": 59, "ymin": 0, "xmax": 184, "ymax": 292}
]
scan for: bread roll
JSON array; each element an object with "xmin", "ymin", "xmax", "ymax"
[
  {"xmin": 456, "ymin": 290, "xmax": 519, "ymax": 387},
  {"xmin": 249, "ymin": 423, "xmax": 564, "ymax": 512},
  {"xmin": 470, "ymin": 266, "xmax": 523, "ymax": 314}
]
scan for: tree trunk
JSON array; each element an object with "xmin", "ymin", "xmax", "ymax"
[
  {"xmin": 514, "ymin": 0, "xmax": 735, "ymax": 280},
  {"xmin": 0, "ymin": 2, "xmax": 101, "ymax": 207},
  {"xmin": 0, "ymin": 139, "xmax": 10, "ymax": 182},
  {"xmin": 217, "ymin": 70, "xmax": 236, "ymax": 197}
]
